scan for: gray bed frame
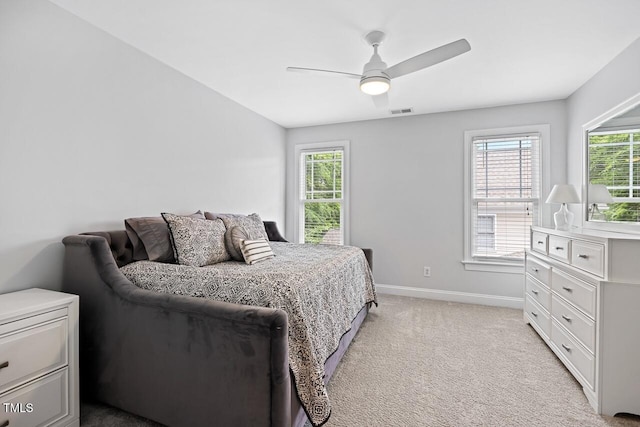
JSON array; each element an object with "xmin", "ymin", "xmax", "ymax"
[{"xmin": 62, "ymin": 222, "xmax": 372, "ymax": 427}]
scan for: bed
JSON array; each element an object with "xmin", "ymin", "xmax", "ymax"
[{"xmin": 62, "ymin": 220, "xmax": 375, "ymax": 427}]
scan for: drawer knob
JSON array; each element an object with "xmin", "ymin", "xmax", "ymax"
[
  {"xmin": 531, "ymin": 267, "xmax": 539, "ymax": 272},
  {"xmin": 561, "ymin": 343, "xmax": 572, "ymax": 352},
  {"xmin": 531, "ymin": 289, "xmax": 539, "ymax": 295},
  {"xmin": 562, "ymin": 286, "xmax": 573, "ymax": 293},
  {"xmin": 0, "ymin": 361, "xmax": 8, "ymax": 370},
  {"xmin": 531, "ymin": 311, "xmax": 538, "ymax": 317},
  {"xmin": 555, "ymin": 246, "xmax": 564, "ymax": 250},
  {"xmin": 561, "ymin": 315, "xmax": 572, "ymax": 323},
  {"xmin": 537, "ymin": 241, "xmax": 544, "ymax": 244},
  {"xmin": 578, "ymin": 254, "xmax": 589, "ymax": 259}
]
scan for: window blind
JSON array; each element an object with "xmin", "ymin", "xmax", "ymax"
[
  {"xmin": 471, "ymin": 134, "xmax": 541, "ymax": 261},
  {"xmin": 299, "ymin": 149, "xmax": 344, "ymax": 245},
  {"xmin": 589, "ymin": 130, "xmax": 640, "ymax": 199}
]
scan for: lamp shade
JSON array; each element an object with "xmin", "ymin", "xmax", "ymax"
[
  {"xmin": 589, "ymin": 184, "xmax": 614, "ymax": 203},
  {"xmin": 545, "ymin": 184, "xmax": 580, "ymax": 204}
]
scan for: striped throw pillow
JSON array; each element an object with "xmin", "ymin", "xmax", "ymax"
[{"xmin": 240, "ymin": 239, "xmax": 275, "ymax": 265}]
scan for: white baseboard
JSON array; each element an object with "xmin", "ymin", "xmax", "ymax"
[{"xmin": 375, "ymin": 284, "xmax": 524, "ymax": 309}]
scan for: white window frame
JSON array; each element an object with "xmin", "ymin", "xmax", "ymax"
[
  {"xmin": 463, "ymin": 124, "xmax": 550, "ymax": 274},
  {"xmin": 293, "ymin": 140, "xmax": 350, "ymax": 245}
]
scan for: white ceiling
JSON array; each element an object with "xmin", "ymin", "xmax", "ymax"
[{"xmin": 50, "ymin": 0, "xmax": 640, "ymax": 129}]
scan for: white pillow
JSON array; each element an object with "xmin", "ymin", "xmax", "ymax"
[{"xmin": 240, "ymin": 239, "xmax": 275, "ymax": 265}]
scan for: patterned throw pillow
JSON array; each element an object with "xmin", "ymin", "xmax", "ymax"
[
  {"xmin": 125, "ymin": 211, "xmax": 205, "ymax": 262},
  {"xmin": 204, "ymin": 212, "xmax": 269, "ymax": 261},
  {"xmin": 239, "ymin": 239, "xmax": 275, "ymax": 265},
  {"xmin": 161, "ymin": 213, "xmax": 230, "ymax": 267}
]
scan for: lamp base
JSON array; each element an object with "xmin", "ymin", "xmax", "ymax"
[
  {"xmin": 590, "ymin": 203, "xmax": 606, "ymax": 221},
  {"xmin": 553, "ymin": 203, "xmax": 574, "ymax": 231}
]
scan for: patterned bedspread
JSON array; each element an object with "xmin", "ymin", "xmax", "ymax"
[{"xmin": 120, "ymin": 242, "xmax": 377, "ymax": 426}]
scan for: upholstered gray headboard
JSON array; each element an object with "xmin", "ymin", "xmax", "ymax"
[{"xmin": 81, "ymin": 230, "xmax": 133, "ymax": 267}]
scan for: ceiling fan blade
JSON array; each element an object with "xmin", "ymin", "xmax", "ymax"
[
  {"xmin": 372, "ymin": 92, "xmax": 389, "ymax": 108},
  {"xmin": 385, "ymin": 39, "xmax": 471, "ymax": 79},
  {"xmin": 286, "ymin": 67, "xmax": 361, "ymax": 79}
]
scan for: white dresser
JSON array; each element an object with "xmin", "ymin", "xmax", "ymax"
[
  {"xmin": 524, "ymin": 226, "xmax": 640, "ymax": 417},
  {"xmin": 0, "ymin": 289, "xmax": 79, "ymax": 427}
]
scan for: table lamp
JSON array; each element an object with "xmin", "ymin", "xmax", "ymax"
[
  {"xmin": 545, "ymin": 184, "xmax": 581, "ymax": 230},
  {"xmin": 589, "ymin": 184, "xmax": 614, "ymax": 221}
]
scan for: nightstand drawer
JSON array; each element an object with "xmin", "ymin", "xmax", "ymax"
[
  {"xmin": 551, "ymin": 320, "xmax": 594, "ymax": 389},
  {"xmin": 531, "ymin": 231, "xmax": 548, "ymax": 254},
  {"xmin": 548, "ymin": 235, "xmax": 570, "ymax": 262},
  {"xmin": 0, "ymin": 368, "xmax": 69, "ymax": 427},
  {"xmin": 526, "ymin": 276, "xmax": 551, "ymax": 312},
  {"xmin": 571, "ymin": 240, "xmax": 605, "ymax": 278},
  {"xmin": 552, "ymin": 294, "xmax": 595, "ymax": 353},
  {"xmin": 525, "ymin": 296, "xmax": 550, "ymax": 339},
  {"xmin": 0, "ymin": 311, "xmax": 68, "ymax": 395},
  {"xmin": 526, "ymin": 256, "xmax": 551, "ymax": 286},
  {"xmin": 551, "ymin": 270, "xmax": 596, "ymax": 318}
]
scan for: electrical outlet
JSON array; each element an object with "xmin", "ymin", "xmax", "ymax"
[{"xmin": 423, "ymin": 266, "xmax": 431, "ymax": 277}]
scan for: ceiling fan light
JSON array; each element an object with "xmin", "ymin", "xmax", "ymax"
[{"xmin": 360, "ymin": 75, "xmax": 390, "ymax": 95}]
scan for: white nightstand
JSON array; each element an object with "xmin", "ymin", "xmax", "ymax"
[{"xmin": 0, "ymin": 289, "xmax": 79, "ymax": 427}]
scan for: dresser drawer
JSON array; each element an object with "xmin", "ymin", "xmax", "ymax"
[
  {"xmin": 525, "ymin": 276, "xmax": 551, "ymax": 312},
  {"xmin": 0, "ymin": 313, "xmax": 68, "ymax": 394},
  {"xmin": 0, "ymin": 368, "xmax": 69, "ymax": 427},
  {"xmin": 525, "ymin": 296, "xmax": 550, "ymax": 339},
  {"xmin": 551, "ymin": 321, "xmax": 595, "ymax": 389},
  {"xmin": 525, "ymin": 256, "xmax": 551, "ymax": 286},
  {"xmin": 551, "ymin": 294, "xmax": 595, "ymax": 353},
  {"xmin": 571, "ymin": 240, "xmax": 605, "ymax": 278},
  {"xmin": 548, "ymin": 235, "xmax": 570, "ymax": 262},
  {"xmin": 551, "ymin": 269, "xmax": 596, "ymax": 318},
  {"xmin": 531, "ymin": 231, "xmax": 548, "ymax": 254}
]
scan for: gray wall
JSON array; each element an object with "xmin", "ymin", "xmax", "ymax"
[
  {"xmin": 566, "ymin": 37, "xmax": 640, "ymax": 226},
  {"xmin": 3, "ymin": 0, "xmax": 637, "ymax": 301},
  {"xmin": 287, "ymin": 101, "xmax": 566, "ymax": 300},
  {"xmin": 0, "ymin": 0, "xmax": 286, "ymax": 294}
]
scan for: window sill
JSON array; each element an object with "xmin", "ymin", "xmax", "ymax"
[{"xmin": 461, "ymin": 260, "xmax": 524, "ymax": 274}]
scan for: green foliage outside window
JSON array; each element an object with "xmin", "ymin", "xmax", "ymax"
[
  {"xmin": 304, "ymin": 202, "xmax": 342, "ymax": 244},
  {"xmin": 589, "ymin": 132, "xmax": 640, "ymax": 222},
  {"xmin": 303, "ymin": 151, "xmax": 343, "ymax": 244}
]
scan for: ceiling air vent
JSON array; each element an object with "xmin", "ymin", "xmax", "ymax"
[{"xmin": 390, "ymin": 108, "xmax": 413, "ymax": 115}]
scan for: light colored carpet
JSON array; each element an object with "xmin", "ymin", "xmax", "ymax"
[
  {"xmin": 81, "ymin": 294, "xmax": 640, "ymax": 426},
  {"xmin": 318, "ymin": 294, "xmax": 640, "ymax": 427}
]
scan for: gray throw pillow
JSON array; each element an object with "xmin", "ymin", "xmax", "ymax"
[
  {"xmin": 225, "ymin": 226, "xmax": 249, "ymax": 262},
  {"xmin": 125, "ymin": 211, "xmax": 205, "ymax": 262},
  {"xmin": 204, "ymin": 212, "xmax": 269, "ymax": 261},
  {"xmin": 161, "ymin": 213, "xmax": 230, "ymax": 267}
]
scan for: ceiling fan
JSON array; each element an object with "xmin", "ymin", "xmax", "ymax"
[{"xmin": 287, "ymin": 31, "xmax": 471, "ymax": 107}]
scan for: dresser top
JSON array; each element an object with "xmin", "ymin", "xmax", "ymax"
[{"xmin": 532, "ymin": 226, "xmax": 640, "ymax": 242}]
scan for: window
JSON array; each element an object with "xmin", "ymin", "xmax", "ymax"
[
  {"xmin": 464, "ymin": 125, "xmax": 548, "ymax": 272},
  {"xmin": 476, "ymin": 214, "xmax": 496, "ymax": 251},
  {"xmin": 588, "ymin": 129, "xmax": 640, "ymax": 222},
  {"xmin": 294, "ymin": 141, "xmax": 349, "ymax": 245}
]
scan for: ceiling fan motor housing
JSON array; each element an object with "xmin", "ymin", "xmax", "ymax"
[{"xmin": 360, "ymin": 47, "xmax": 390, "ymax": 95}]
